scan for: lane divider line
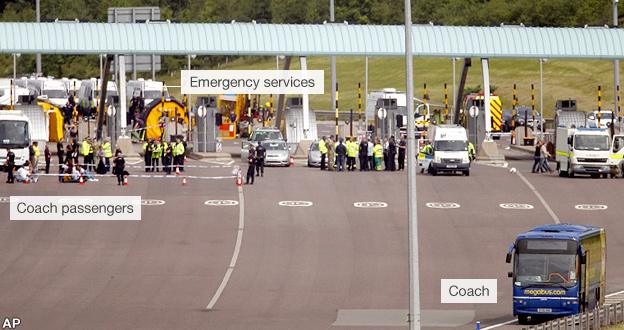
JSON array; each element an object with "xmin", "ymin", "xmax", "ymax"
[
  {"xmin": 206, "ymin": 185, "xmax": 245, "ymax": 310},
  {"xmin": 482, "ymin": 289, "xmax": 624, "ymax": 329},
  {"xmin": 516, "ymin": 171, "xmax": 560, "ymax": 224}
]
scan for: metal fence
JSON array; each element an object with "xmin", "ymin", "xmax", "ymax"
[{"xmin": 522, "ymin": 301, "xmax": 624, "ymax": 330}]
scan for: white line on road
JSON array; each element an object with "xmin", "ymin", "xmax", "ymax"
[
  {"xmin": 482, "ymin": 289, "xmax": 624, "ymax": 329},
  {"xmin": 127, "ymin": 159, "xmax": 143, "ymax": 165},
  {"xmin": 516, "ymin": 171, "xmax": 560, "ymax": 224},
  {"xmin": 480, "ymin": 319, "xmax": 517, "ymax": 329},
  {"xmin": 206, "ymin": 185, "xmax": 245, "ymax": 310}
]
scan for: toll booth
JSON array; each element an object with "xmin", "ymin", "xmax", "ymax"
[
  {"xmin": 374, "ymin": 98, "xmax": 405, "ymax": 138},
  {"xmin": 194, "ymin": 96, "xmax": 218, "ymax": 152}
]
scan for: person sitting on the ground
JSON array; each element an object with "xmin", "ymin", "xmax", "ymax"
[{"xmin": 15, "ymin": 161, "xmax": 36, "ymax": 183}]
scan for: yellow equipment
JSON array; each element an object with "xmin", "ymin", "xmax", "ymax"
[
  {"xmin": 36, "ymin": 100, "xmax": 64, "ymax": 142},
  {"xmin": 141, "ymin": 98, "xmax": 188, "ymax": 140}
]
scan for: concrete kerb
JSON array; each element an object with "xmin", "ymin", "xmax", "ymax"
[{"xmin": 188, "ymin": 152, "xmax": 232, "ymax": 160}]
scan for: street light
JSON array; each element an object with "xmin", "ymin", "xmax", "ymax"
[{"xmin": 539, "ymin": 58, "xmax": 547, "ymax": 133}]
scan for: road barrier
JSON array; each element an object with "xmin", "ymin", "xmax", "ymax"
[{"xmin": 522, "ymin": 299, "xmax": 624, "ymax": 330}]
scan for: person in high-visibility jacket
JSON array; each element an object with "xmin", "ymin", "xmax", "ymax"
[
  {"xmin": 318, "ymin": 136, "xmax": 328, "ymax": 171},
  {"xmin": 102, "ymin": 137, "xmax": 113, "ymax": 173},
  {"xmin": 29, "ymin": 141, "xmax": 40, "ymax": 173},
  {"xmin": 373, "ymin": 138, "xmax": 384, "ymax": 171},
  {"xmin": 151, "ymin": 139, "xmax": 162, "ymax": 172},
  {"xmin": 346, "ymin": 137, "xmax": 359, "ymax": 171},
  {"xmin": 468, "ymin": 142, "xmax": 476, "ymax": 161},
  {"xmin": 81, "ymin": 138, "xmax": 91, "ymax": 170},
  {"xmin": 173, "ymin": 137, "xmax": 186, "ymax": 171}
]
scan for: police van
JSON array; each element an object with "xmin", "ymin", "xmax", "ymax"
[{"xmin": 419, "ymin": 125, "xmax": 470, "ymax": 176}]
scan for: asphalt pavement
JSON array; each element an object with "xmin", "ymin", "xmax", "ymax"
[{"xmin": 1, "ymin": 141, "xmax": 623, "ymax": 330}]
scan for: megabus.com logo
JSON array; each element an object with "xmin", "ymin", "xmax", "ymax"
[{"xmin": 524, "ymin": 289, "xmax": 566, "ymax": 295}]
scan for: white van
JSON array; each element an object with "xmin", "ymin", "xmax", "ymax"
[{"xmin": 423, "ymin": 125, "xmax": 471, "ymax": 176}]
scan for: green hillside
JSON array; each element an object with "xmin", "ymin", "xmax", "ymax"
[{"xmin": 162, "ymin": 56, "xmax": 622, "ymax": 118}]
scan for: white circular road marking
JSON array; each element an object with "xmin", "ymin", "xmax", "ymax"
[
  {"xmin": 426, "ymin": 202, "xmax": 461, "ymax": 209},
  {"xmin": 499, "ymin": 203, "xmax": 534, "ymax": 210},
  {"xmin": 0, "ymin": 197, "xmax": 9, "ymax": 203},
  {"xmin": 278, "ymin": 201, "xmax": 313, "ymax": 207},
  {"xmin": 141, "ymin": 199, "xmax": 166, "ymax": 206},
  {"xmin": 575, "ymin": 204, "xmax": 608, "ymax": 211},
  {"xmin": 204, "ymin": 200, "xmax": 239, "ymax": 206},
  {"xmin": 354, "ymin": 202, "xmax": 388, "ymax": 208}
]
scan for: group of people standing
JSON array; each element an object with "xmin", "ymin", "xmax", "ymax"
[
  {"xmin": 318, "ymin": 135, "xmax": 407, "ymax": 172},
  {"xmin": 142, "ymin": 136, "xmax": 186, "ymax": 175},
  {"xmin": 531, "ymin": 140, "xmax": 553, "ymax": 173}
]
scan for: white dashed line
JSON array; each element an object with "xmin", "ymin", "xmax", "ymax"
[
  {"xmin": 575, "ymin": 204, "xmax": 608, "ymax": 211},
  {"xmin": 140, "ymin": 199, "xmax": 165, "ymax": 206},
  {"xmin": 499, "ymin": 203, "xmax": 534, "ymax": 210},
  {"xmin": 278, "ymin": 201, "xmax": 313, "ymax": 207},
  {"xmin": 354, "ymin": 202, "xmax": 388, "ymax": 208},
  {"xmin": 204, "ymin": 200, "xmax": 239, "ymax": 206},
  {"xmin": 425, "ymin": 202, "xmax": 461, "ymax": 209}
]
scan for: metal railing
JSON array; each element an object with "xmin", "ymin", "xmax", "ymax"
[{"xmin": 522, "ymin": 301, "xmax": 624, "ymax": 330}]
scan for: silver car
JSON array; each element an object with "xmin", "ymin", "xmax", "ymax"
[
  {"xmin": 263, "ymin": 140, "xmax": 291, "ymax": 167},
  {"xmin": 241, "ymin": 127, "xmax": 284, "ymax": 160},
  {"xmin": 308, "ymin": 141, "xmax": 321, "ymax": 167}
]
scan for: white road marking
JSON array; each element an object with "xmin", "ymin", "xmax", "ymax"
[
  {"xmin": 515, "ymin": 171, "xmax": 560, "ymax": 224},
  {"xmin": 481, "ymin": 289, "xmax": 624, "ymax": 329},
  {"xmin": 140, "ymin": 199, "xmax": 165, "ymax": 206},
  {"xmin": 127, "ymin": 159, "xmax": 143, "ymax": 165},
  {"xmin": 425, "ymin": 202, "xmax": 460, "ymax": 209},
  {"xmin": 480, "ymin": 319, "xmax": 517, "ymax": 329},
  {"xmin": 354, "ymin": 202, "xmax": 388, "ymax": 208},
  {"xmin": 204, "ymin": 200, "xmax": 239, "ymax": 206},
  {"xmin": 606, "ymin": 289, "xmax": 624, "ymax": 297},
  {"xmin": 0, "ymin": 197, "xmax": 9, "ymax": 203},
  {"xmin": 206, "ymin": 186, "xmax": 244, "ymax": 310},
  {"xmin": 499, "ymin": 203, "xmax": 534, "ymax": 210},
  {"xmin": 575, "ymin": 204, "xmax": 608, "ymax": 211},
  {"xmin": 278, "ymin": 201, "xmax": 313, "ymax": 207}
]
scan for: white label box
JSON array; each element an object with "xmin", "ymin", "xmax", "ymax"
[
  {"xmin": 181, "ymin": 70, "xmax": 324, "ymax": 94},
  {"xmin": 441, "ymin": 279, "xmax": 497, "ymax": 304},
  {"xmin": 10, "ymin": 196, "xmax": 141, "ymax": 221}
]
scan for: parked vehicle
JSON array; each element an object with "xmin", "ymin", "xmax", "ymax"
[
  {"xmin": 263, "ymin": 140, "xmax": 291, "ymax": 167},
  {"xmin": 240, "ymin": 127, "xmax": 284, "ymax": 160},
  {"xmin": 555, "ymin": 127, "xmax": 621, "ymax": 178},
  {"xmin": 307, "ymin": 141, "xmax": 321, "ymax": 167}
]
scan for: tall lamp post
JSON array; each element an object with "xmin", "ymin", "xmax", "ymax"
[
  {"xmin": 404, "ymin": 0, "xmax": 421, "ymax": 329},
  {"xmin": 539, "ymin": 59, "xmax": 546, "ymax": 133}
]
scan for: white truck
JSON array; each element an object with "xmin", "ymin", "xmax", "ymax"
[
  {"xmin": 420, "ymin": 125, "xmax": 471, "ymax": 176},
  {"xmin": 0, "ymin": 110, "xmax": 32, "ymax": 167},
  {"xmin": 39, "ymin": 79, "xmax": 69, "ymax": 108},
  {"xmin": 126, "ymin": 79, "xmax": 169, "ymax": 106},
  {"xmin": 556, "ymin": 127, "xmax": 621, "ymax": 178}
]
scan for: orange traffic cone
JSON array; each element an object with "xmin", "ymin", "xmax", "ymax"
[
  {"xmin": 79, "ymin": 175, "xmax": 85, "ymax": 185},
  {"xmin": 23, "ymin": 178, "xmax": 30, "ymax": 184},
  {"xmin": 123, "ymin": 176, "xmax": 128, "ymax": 186},
  {"xmin": 175, "ymin": 166, "xmax": 180, "ymax": 176},
  {"xmin": 236, "ymin": 170, "xmax": 242, "ymax": 187},
  {"xmin": 182, "ymin": 177, "xmax": 187, "ymax": 186},
  {"xmin": 289, "ymin": 156, "xmax": 294, "ymax": 167}
]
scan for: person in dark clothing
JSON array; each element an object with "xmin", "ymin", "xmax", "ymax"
[
  {"xmin": 398, "ymin": 135, "xmax": 406, "ymax": 171},
  {"xmin": 44, "ymin": 145, "xmax": 51, "ymax": 174},
  {"xmin": 70, "ymin": 138, "xmax": 79, "ymax": 164},
  {"xmin": 388, "ymin": 136, "xmax": 397, "ymax": 171},
  {"xmin": 4, "ymin": 148, "xmax": 15, "ymax": 183},
  {"xmin": 255, "ymin": 141, "xmax": 266, "ymax": 177},
  {"xmin": 56, "ymin": 141, "xmax": 64, "ymax": 165},
  {"xmin": 335, "ymin": 138, "xmax": 347, "ymax": 172},
  {"xmin": 144, "ymin": 139, "xmax": 153, "ymax": 172},
  {"xmin": 163, "ymin": 143, "xmax": 173, "ymax": 175},
  {"xmin": 358, "ymin": 137, "xmax": 368, "ymax": 171},
  {"xmin": 113, "ymin": 149, "xmax": 126, "ymax": 185},
  {"xmin": 246, "ymin": 146, "xmax": 256, "ymax": 184},
  {"xmin": 531, "ymin": 141, "xmax": 542, "ymax": 173},
  {"xmin": 383, "ymin": 139, "xmax": 389, "ymax": 171}
]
